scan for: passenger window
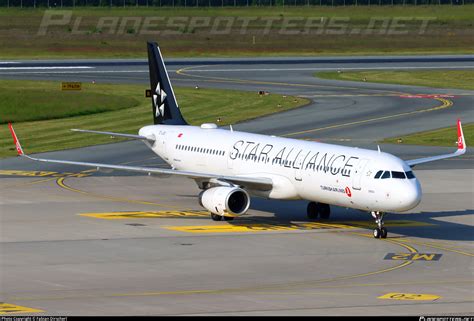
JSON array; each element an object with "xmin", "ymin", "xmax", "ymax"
[
  {"xmin": 381, "ymin": 171, "xmax": 391, "ymax": 179},
  {"xmin": 405, "ymin": 171, "xmax": 415, "ymax": 179},
  {"xmin": 391, "ymin": 171, "xmax": 406, "ymax": 179},
  {"xmin": 374, "ymin": 170, "xmax": 383, "ymax": 179}
]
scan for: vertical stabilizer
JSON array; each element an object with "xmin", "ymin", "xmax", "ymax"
[{"xmin": 147, "ymin": 42, "xmax": 188, "ymax": 125}]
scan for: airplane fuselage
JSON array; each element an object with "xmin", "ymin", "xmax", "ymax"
[{"xmin": 139, "ymin": 124, "xmax": 422, "ymax": 213}]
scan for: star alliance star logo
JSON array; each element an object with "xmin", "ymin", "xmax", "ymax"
[{"xmin": 153, "ymin": 82, "xmax": 167, "ymax": 118}]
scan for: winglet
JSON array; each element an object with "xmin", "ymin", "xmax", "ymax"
[
  {"xmin": 8, "ymin": 123, "xmax": 24, "ymax": 156},
  {"xmin": 457, "ymin": 118, "xmax": 466, "ymax": 152},
  {"xmin": 406, "ymin": 119, "xmax": 467, "ymax": 167}
]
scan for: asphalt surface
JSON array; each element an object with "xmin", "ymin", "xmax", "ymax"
[{"xmin": 0, "ymin": 55, "xmax": 473, "ymax": 316}]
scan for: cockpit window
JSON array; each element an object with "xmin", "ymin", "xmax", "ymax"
[
  {"xmin": 405, "ymin": 171, "xmax": 415, "ymax": 179},
  {"xmin": 391, "ymin": 171, "xmax": 406, "ymax": 179},
  {"xmin": 381, "ymin": 171, "xmax": 391, "ymax": 179},
  {"xmin": 374, "ymin": 170, "xmax": 383, "ymax": 179}
]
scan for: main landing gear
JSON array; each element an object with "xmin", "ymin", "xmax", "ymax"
[
  {"xmin": 211, "ymin": 213, "xmax": 234, "ymax": 221},
  {"xmin": 307, "ymin": 202, "xmax": 331, "ymax": 219},
  {"xmin": 372, "ymin": 211, "xmax": 387, "ymax": 239}
]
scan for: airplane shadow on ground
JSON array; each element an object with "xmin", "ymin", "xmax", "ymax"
[
  {"xmin": 242, "ymin": 197, "xmax": 474, "ymax": 242},
  {"xmin": 172, "ymin": 194, "xmax": 473, "ymax": 241}
]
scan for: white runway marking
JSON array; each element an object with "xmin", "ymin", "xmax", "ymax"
[
  {"xmin": 0, "ymin": 69, "xmax": 144, "ymax": 74},
  {"xmin": 0, "ymin": 66, "xmax": 94, "ymax": 70}
]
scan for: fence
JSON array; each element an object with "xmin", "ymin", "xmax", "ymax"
[{"xmin": 0, "ymin": 0, "xmax": 468, "ymax": 7}]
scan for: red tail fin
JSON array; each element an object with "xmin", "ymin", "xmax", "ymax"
[
  {"xmin": 8, "ymin": 123, "xmax": 24, "ymax": 156},
  {"xmin": 457, "ymin": 119, "xmax": 465, "ymax": 151}
]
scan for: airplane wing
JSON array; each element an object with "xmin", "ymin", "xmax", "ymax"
[
  {"xmin": 8, "ymin": 124, "xmax": 272, "ymax": 191},
  {"xmin": 406, "ymin": 119, "xmax": 467, "ymax": 167},
  {"xmin": 71, "ymin": 129, "xmax": 155, "ymax": 142}
]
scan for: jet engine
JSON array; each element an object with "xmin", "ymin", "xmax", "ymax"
[{"xmin": 199, "ymin": 186, "xmax": 250, "ymax": 217}]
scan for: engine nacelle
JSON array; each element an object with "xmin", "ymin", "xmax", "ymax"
[{"xmin": 199, "ymin": 187, "xmax": 250, "ymax": 217}]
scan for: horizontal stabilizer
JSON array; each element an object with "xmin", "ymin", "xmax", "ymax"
[{"xmin": 71, "ymin": 129, "xmax": 155, "ymax": 142}]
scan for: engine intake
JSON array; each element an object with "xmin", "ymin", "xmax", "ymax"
[{"xmin": 199, "ymin": 186, "xmax": 250, "ymax": 217}]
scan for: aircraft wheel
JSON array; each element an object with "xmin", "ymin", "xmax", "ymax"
[
  {"xmin": 211, "ymin": 213, "xmax": 223, "ymax": 221},
  {"xmin": 307, "ymin": 202, "xmax": 319, "ymax": 219},
  {"xmin": 223, "ymin": 216, "xmax": 234, "ymax": 221},
  {"xmin": 319, "ymin": 203, "xmax": 331, "ymax": 219},
  {"xmin": 373, "ymin": 228, "xmax": 381, "ymax": 239},
  {"xmin": 372, "ymin": 211, "xmax": 387, "ymax": 239}
]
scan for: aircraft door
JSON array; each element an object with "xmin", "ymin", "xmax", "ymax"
[{"xmin": 352, "ymin": 158, "xmax": 369, "ymax": 190}]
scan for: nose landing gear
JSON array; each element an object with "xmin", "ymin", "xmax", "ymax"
[{"xmin": 372, "ymin": 211, "xmax": 387, "ymax": 239}]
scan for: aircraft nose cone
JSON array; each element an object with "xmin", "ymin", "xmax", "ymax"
[{"xmin": 403, "ymin": 180, "xmax": 422, "ymax": 210}]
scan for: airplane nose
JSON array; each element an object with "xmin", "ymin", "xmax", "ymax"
[{"xmin": 402, "ymin": 179, "xmax": 422, "ymax": 210}]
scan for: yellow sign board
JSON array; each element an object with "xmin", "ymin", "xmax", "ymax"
[
  {"xmin": 378, "ymin": 293, "xmax": 441, "ymax": 301},
  {"xmin": 61, "ymin": 82, "xmax": 82, "ymax": 90},
  {"xmin": 0, "ymin": 303, "xmax": 44, "ymax": 314}
]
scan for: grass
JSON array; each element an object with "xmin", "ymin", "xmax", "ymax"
[
  {"xmin": 382, "ymin": 123, "xmax": 473, "ymax": 147},
  {"xmin": 0, "ymin": 80, "xmax": 309, "ymax": 158},
  {"xmin": 0, "ymin": 6, "xmax": 473, "ymax": 58},
  {"xmin": 315, "ymin": 70, "xmax": 474, "ymax": 90},
  {"xmin": 0, "ymin": 80, "xmax": 139, "ymax": 123}
]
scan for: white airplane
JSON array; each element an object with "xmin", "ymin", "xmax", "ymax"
[{"xmin": 8, "ymin": 42, "xmax": 467, "ymax": 239}]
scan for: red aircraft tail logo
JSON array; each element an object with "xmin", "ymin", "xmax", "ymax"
[
  {"xmin": 457, "ymin": 119, "xmax": 464, "ymax": 150},
  {"xmin": 8, "ymin": 123, "xmax": 24, "ymax": 156}
]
